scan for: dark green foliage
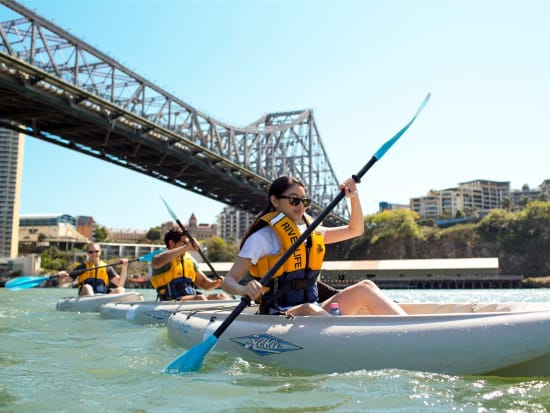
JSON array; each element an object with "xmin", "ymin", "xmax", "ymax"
[
  {"xmin": 145, "ymin": 227, "xmax": 161, "ymax": 242},
  {"xmin": 40, "ymin": 247, "xmax": 77, "ymax": 271},
  {"xmin": 339, "ymin": 201, "xmax": 550, "ymax": 276},
  {"xmin": 93, "ymin": 225, "xmax": 109, "ymax": 242},
  {"xmin": 202, "ymin": 236, "xmax": 238, "ymax": 262}
]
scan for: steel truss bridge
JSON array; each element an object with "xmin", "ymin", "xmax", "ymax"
[{"xmin": 0, "ymin": 0, "xmax": 348, "ymax": 225}]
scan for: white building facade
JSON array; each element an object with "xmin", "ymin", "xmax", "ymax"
[{"xmin": 0, "ymin": 128, "xmax": 24, "ymax": 258}]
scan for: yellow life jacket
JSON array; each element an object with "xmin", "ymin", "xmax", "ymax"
[
  {"xmin": 249, "ymin": 212, "xmax": 325, "ymax": 313},
  {"xmin": 77, "ymin": 260, "xmax": 110, "ymax": 293},
  {"xmin": 250, "ymin": 212, "xmax": 325, "ymax": 277},
  {"xmin": 151, "ymin": 253, "xmax": 197, "ymax": 300}
]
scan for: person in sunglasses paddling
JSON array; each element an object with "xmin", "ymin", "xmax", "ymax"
[
  {"xmin": 222, "ymin": 175, "xmax": 406, "ymax": 316},
  {"xmin": 150, "ymin": 228, "xmax": 227, "ymax": 301},
  {"xmin": 57, "ymin": 242, "xmax": 128, "ymax": 296}
]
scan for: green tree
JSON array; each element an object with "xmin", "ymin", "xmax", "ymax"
[
  {"xmin": 347, "ymin": 209, "xmax": 422, "ymax": 260},
  {"xmin": 94, "ymin": 226, "xmax": 109, "ymax": 242},
  {"xmin": 476, "ymin": 209, "xmax": 515, "ymax": 243},
  {"xmin": 367, "ymin": 209, "xmax": 421, "ymax": 243},
  {"xmin": 40, "ymin": 247, "xmax": 77, "ymax": 272},
  {"xmin": 202, "ymin": 236, "xmax": 238, "ymax": 262},
  {"xmin": 518, "ymin": 196, "xmax": 530, "ymax": 209},
  {"xmin": 500, "ymin": 197, "xmax": 511, "ymax": 212},
  {"xmin": 146, "ymin": 227, "xmax": 161, "ymax": 242},
  {"xmin": 514, "ymin": 201, "xmax": 550, "ymax": 275}
]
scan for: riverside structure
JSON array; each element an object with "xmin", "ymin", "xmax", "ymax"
[{"xmin": 192, "ymin": 257, "xmax": 523, "ymax": 290}]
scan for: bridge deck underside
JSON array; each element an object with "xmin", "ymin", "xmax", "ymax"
[{"xmin": 0, "ymin": 75, "xmax": 273, "ymax": 215}]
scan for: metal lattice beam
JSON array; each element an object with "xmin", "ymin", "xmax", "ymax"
[{"xmin": 0, "ymin": 0, "xmax": 348, "ymax": 224}]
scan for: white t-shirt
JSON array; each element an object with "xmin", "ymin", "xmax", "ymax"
[{"xmin": 239, "ymin": 223, "xmax": 326, "ymax": 264}]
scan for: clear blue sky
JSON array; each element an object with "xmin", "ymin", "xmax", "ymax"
[{"xmin": 4, "ymin": 0, "xmax": 550, "ymax": 231}]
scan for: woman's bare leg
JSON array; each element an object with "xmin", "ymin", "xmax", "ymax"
[{"xmin": 322, "ymin": 280, "xmax": 406, "ymax": 315}]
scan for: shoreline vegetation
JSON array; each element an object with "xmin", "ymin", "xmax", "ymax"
[
  {"xmin": 8, "ymin": 201, "xmax": 550, "ymax": 288},
  {"xmin": 330, "ymin": 201, "xmax": 550, "ymax": 279}
]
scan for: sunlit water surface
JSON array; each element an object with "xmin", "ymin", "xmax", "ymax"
[{"xmin": 2, "ymin": 288, "xmax": 550, "ymax": 412}]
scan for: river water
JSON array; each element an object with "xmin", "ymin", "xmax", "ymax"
[{"xmin": 2, "ymin": 288, "xmax": 550, "ymax": 413}]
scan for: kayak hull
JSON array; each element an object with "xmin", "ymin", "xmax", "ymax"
[
  {"xmin": 99, "ymin": 299, "xmax": 240, "ymax": 324},
  {"xmin": 166, "ymin": 302, "xmax": 550, "ymax": 376},
  {"xmin": 56, "ymin": 292, "xmax": 144, "ymax": 312}
]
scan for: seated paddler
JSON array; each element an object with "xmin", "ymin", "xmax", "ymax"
[
  {"xmin": 151, "ymin": 227, "xmax": 227, "ymax": 301},
  {"xmin": 222, "ymin": 175, "xmax": 407, "ymax": 316},
  {"xmin": 58, "ymin": 242, "xmax": 128, "ymax": 296}
]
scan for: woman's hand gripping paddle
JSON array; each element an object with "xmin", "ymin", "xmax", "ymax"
[{"xmin": 163, "ymin": 93, "xmax": 431, "ymax": 374}]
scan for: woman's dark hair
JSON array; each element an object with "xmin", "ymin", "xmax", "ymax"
[{"xmin": 240, "ymin": 176, "xmax": 305, "ymax": 249}]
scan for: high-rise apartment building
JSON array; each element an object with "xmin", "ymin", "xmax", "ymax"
[
  {"xmin": 410, "ymin": 180, "xmax": 512, "ymax": 220},
  {"xmin": 458, "ymin": 179, "xmax": 510, "ymax": 211},
  {"xmin": 0, "ymin": 128, "xmax": 24, "ymax": 258},
  {"xmin": 217, "ymin": 206, "xmax": 255, "ymax": 244},
  {"xmin": 410, "ymin": 193, "xmax": 441, "ymax": 220}
]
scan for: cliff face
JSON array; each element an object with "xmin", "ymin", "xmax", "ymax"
[
  {"xmin": 327, "ymin": 226, "xmax": 550, "ymax": 277},
  {"xmin": 325, "ymin": 203, "xmax": 550, "ymax": 277}
]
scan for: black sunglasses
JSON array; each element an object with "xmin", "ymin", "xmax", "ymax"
[
  {"xmin": 278, "ymin": 195, "xmax": 312, "ymax": 207},
  {"xmin": 88, "ymin": 250, "xmax": 100, "ymax": 254}
]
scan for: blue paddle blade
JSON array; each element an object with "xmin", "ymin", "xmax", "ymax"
[
  {"xmin": 137, "ymin": 249, "xmax": 165, "ymax": 262},
  {"xmin": 5, "ymin": 275, "xmax": 51, "ymax": 290},
  {"xmin": 161, "ymin": 93, "xmax": 431, "ymax": 375},
  {"xmin": 163, "ymin": 335, "xmax": 218, "ymax": 374},
  {"xmin": 374, "ymin": 93, "xmax": 431, "ymax": 160},
  {"xmin": 159, "ymin": 194, "xmax": 179, "ymax": 222}
]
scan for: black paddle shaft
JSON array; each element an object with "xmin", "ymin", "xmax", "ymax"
[
  {"xmin": 174, "ymin": 218, "xmax": 221, "ymax": 279},
  {"xmin": 68, "ymin": 257, "xmax": 140, "ymax": 277},
  {"xmin": 213, "ymin": 156, "xmax": 378, "ymax": 339},
  {"xmin": 163, "ymin": 93, "xmax": 429, "ymax": 373}
]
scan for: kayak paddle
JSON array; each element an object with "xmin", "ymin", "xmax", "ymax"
[
  {"xmin": 5, "ymin": 275, "xmax": 54, "ymax": 290},
  {"xmin": 68, "ymin": 248, "xmax": 164, "ymax": 276},
  {"xmin": 160, "ymin": 195, "xmax": 222, "ymax": 279},
  {"xmin": 163, "ymin": 93, "xmax": 431, "ymax": 374},
  {"xmin": 5, "ymin": 248, "xmax": 164, "ymax": 291}
]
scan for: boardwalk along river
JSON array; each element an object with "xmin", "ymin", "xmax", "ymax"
[{"xmin": 2, "ymin": 288, "xmax": 550, "ymax": 412}]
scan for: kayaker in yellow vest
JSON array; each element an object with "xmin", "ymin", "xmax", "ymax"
[
  {"xmin": 150, "ymin": 228, "xmax": 227, "ymax": 301},
  {"xmin": 222, "ymin": 175, "xmax": 407, "ymax": 316},
  {"xmin": 58, "ymin": 242, "xmax": 128, "ymax": 296}
]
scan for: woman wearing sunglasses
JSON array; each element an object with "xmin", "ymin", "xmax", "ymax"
[{"xmin": 222, "ymin": 176, "xmax": 406, "ymax": 316}]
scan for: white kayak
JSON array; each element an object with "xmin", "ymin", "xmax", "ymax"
[
  {"xmin": 99, "ymin": 299, "xmax": 240, "ymax": 325},
  {"xmin": 167, "ymin": 301, "xmax": 550, "ymax": 377},
  {"xmin": 56, "ymin": 291, "xmax": 144, "ymax": 312}
]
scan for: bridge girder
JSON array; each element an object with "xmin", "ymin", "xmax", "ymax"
[{"xmin": 0, "ymin": 0, "xmax": 349, "ymax": 225}]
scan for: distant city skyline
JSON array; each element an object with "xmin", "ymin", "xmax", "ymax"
[{"xmin": 21, "ymin": 176, "xmax": 549, "ymax": 233}]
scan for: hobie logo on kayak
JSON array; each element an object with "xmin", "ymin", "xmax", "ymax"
[{"xmin": 230, "ymin": 334, "xmax": 303, "ymax": 356}]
